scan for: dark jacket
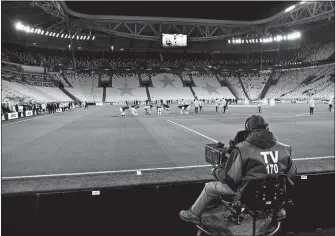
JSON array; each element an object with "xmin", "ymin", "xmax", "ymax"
[{"xmin": 214, "ymin": 129, "xmax": 297, "ymax": 193}]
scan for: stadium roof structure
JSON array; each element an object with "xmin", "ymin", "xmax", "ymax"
[
  {"xmin": 2, "ymin": 1, "xmax": 334, "ymax": 43},
  {"xmin": 38, "ymin": 1, "xmax": 334, "ymax": 42}
]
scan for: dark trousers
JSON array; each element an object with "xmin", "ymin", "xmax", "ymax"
[
  {"xmin": 310, "ymin": 107, "xmax": 314, "ymax": 115},
  {"xmin": 223, "ymin": 106, "xmax": 228, "ymax": 113},
  {"xmin": 258, "ymin": 106, "xmax": 262, "ymax": 113},
  {"xmin": 216, "ymin": 106, "xmax": 218, "ymax": 112},
  {"xmin": 195, "ymin": 107, "xmax": 198, "ymax": 114},
  {"xmin": 200, "ymin": 106, "xmax": 203, "ymax": 112},
  {"xmin": 329, "ymin": 104, "xmax": 333, "ymax": 111}
]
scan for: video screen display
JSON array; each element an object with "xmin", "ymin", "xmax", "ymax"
[{"xmin": 162, "ymin": 34, "xmax": 187, "ymax": 47}]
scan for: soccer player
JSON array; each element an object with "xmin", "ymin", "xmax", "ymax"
[
  {"xmin": 157, "ymin": 101, "xmax": 163, "ymax": 116},
  {"xmin": 163, "ymin": 100, "xmax": 170, "ymax": 113},
  {"xmin": 131, "ymin": 104, "xmax": 139, "ymax": 116},
  {"xmin": 328, "ymin": 98, "xmax": 333, "ymax": 112},
  {"xmin": 84, "ymin": 101, "xmax": 88, "ymax": 110},
  {"xmin": 194, "ymin": 98, "xmax": 199, "ymax": 114},
  {"xmin": 222, "ymin": 98, "xmax": 228, "ymax": 113},
  {"xmin": 178, "ymin": 99, "xmax": 186, "ymax": 115},
  {"xmin": 120, "ymin": 105, "xmax": 129, "ymax": 116},
  {"xmin": 199, "ymin": 99, "xmax": 203, "ymax": 113},
  {"xmin": 144, "ymin": 103, "xmax": 152, "ymax": 115},
  {"xmin": 215, "ymin": 99, "xmax": 219, "ymax": 112}
]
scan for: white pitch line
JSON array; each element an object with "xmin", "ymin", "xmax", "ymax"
[
  {"xmin": 167, "ymin": 119, "xmax": 218, "ymax": 143},
  {"xmin": 1, "ymin": 164, "xmax": 212, "ymax": 180},
  {"xmin": 295, "ymin": 112, "xmax": 333, "ymax": 117},
  {"xmin": 1, "ymin": 156, "xmax": 334, "ymax": 180},
  {"xmin": 292, "ymin": 156, "xmax": 334, "ymax": 161}
]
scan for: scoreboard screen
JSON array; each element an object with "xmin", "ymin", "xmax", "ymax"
[{"xmin": 162, "ymin": 34, "xmax": 187, "ymax": 47}]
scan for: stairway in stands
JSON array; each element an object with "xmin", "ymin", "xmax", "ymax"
[
  {"xmin": 59, "ymin": 84, "xmax": 79, "ymax": 102},
  {"xmin": 238, "ymin": 75, "xmax": 252, "ymax": 101},
  {"xmin": 145, "ymin": 86, "xmax": 151, "ymax": 101},
  {"xmin": 102, "ymin": 87, "xmax": 106, "ymax": 102},
  {"xmin": 61, "ymin": 73, "xmax": 72, "ymax": 87},
  {"xmin": 189, "ymin": 86, "xmax": 196, "ymax": 98},
  {"xmin": 215, "ymin": 73, "xmax": 239, "ymax": 99},
  {"xmin": 259, "ymin": 69, "xmax": 275, "ymax": 99}
]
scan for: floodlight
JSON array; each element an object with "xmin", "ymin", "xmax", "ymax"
[
  {"xmin": 87, "ymin": 36, "xmax": 91, "ymax": 40},
  {"xmin": 228, "ymin": 40, "xmax": 231, "ymax": 44},
  {"xmin": 285, "ymin": 5, "xmax": 295, "ymax": 12},
  {"xmin": 41, "ymin": 30, "xmax": 44, "ymax": 34},
  {"xmin": 92, "ymin": 36, "xmax": 95, "ymax": 40},
  {"xmin": 77, "ymin": 36, "xmax": 79, "ymax": 39},
  {"xmin": 15, "ymin": 22, "xmax": 23, "ymax": 30},
  {"xmin": 61, "ymin": 34, "xmax": 64, "ymax": 38},
  {"xmin": 242, "ymin": 40, "xmax": 244, "ymax": 43}
]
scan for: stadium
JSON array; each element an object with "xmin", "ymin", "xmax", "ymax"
[{"xmin": 1, "ymin": 1, "xmax": 334, "ymax": 236}]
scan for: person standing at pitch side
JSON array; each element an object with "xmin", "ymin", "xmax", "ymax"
[
  {"xmin": 194, "ymin": 98, "xmax": 200, "ymax": 114},
  {"xmin": 308, "ymin": 97, "xmax": 316, "ymax": 115}
]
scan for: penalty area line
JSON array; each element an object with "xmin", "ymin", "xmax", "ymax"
[{"xmin": 1, "ymin": 156, "xmax": 333, "ymax": 180}]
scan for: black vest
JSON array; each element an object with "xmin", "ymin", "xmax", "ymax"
[{"xmin": 235, "ymin": 141, "xmax": 292, "ymax": 184}]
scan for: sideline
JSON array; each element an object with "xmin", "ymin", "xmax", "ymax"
[
  {"xmin": 295, "ymin": 112, "xmax": 333, "ymax": 117},
  {"xmin": 1, "ymin": 156, "xmax": 333, "ymax": 180},
  {"xmin": 1, "ymin": 113, "xmax": 56, "ymax": 127}
]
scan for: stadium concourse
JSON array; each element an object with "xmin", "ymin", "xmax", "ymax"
[{"xmin": 2, "ymin": 103, "xmax": 334, "ymax": 194}]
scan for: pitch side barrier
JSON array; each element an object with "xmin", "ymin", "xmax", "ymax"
[{"xmin": 2, "ymin": 171, "xmax": 334, "ymax": 236}]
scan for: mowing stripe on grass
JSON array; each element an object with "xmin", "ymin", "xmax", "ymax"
[{"xmin": 2, "ymin": 156, "xmax": 333, "ymax": 180}]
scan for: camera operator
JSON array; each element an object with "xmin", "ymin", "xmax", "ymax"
[{"xmin": 180, "ymin": 115, "xmax": 297, "ymax": 224}]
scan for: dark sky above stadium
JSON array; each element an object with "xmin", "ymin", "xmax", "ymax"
[{"xmin": 66, "ymin": 1, "xmax": 299, "ymax": 21}]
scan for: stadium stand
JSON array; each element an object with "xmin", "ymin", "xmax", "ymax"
[
  {"xmin": 266, "ymin": 63, "xmax": 334, "ymax": 100},
  {"xmin": 149, "ymin": 73, "xmax": 194, "ymax": 100},
  {"xmin": 1, "ymin": 41, "xmax": 335, "ymax": 103},
  {"xmin": 240, "ymin": 71, "xmax": 271, "ymax": 99}
]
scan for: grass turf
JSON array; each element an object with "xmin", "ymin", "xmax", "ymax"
[{"xmin": 1, "ymin": 103, "xmax": 334, "ymax": 194}]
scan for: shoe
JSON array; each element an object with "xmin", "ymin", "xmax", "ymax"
[{"xmin": 179, "ymin": 210, "xmax": 201, "ymax": 224}]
